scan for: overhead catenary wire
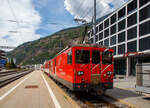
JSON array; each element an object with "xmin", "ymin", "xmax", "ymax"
[
  {"xmin": 7, "ymin": 0, "xmax": 19, "ymax": 25},
  {"xmin": 82, "ymin": 0, "xmax": 100, "ymax": 20},
  {"xmin": 7, "ymin": 0, "xmax": 20, "ymax": 34},
  {"xmin": 6, "ymin": 0, "xmax": 22, "ymax": 45},
  {"xmin": 77, "ymin": 0, "xmax": 87, "ymax": 16}
]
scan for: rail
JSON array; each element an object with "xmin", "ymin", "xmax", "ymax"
[
  {"xmin": 0, "ymin": 70, "xmax": 33, "ymax": 88},
  {"xmin": 45, "ymin": 73, "xmax": 129, "ymax": 108}
]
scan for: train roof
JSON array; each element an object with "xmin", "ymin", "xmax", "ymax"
[
  {"xmin": 70, "ymin": 44, "xmax": 109, "ymax": 49},
  {"xmin": 55, "ymin": 44, "xmax": 110, "ymax": 58},
  {"xmin": 43, "ymin": 44, "xmax": 112, "ymax": 64}
]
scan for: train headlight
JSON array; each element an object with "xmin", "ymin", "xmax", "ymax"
[
  {"xmin": 106, "ymin": 71, "xmax": 113, "ymax": 75},
  {"xmin": 78, "ymin": 71, "xmax": 84, "ymax": 75}
]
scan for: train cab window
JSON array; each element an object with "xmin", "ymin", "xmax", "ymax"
[
  {"xmin": 67, "ymin": 50, "xmax": 72, "ymax": 64},
  {"xmin": 102, "ymin": 51, "xmax": 112, "ymax": 64},
  {"xmin": 92, "ymin": 50, "xmax": 100, "ymax": 64},
  {"xmin": 75, "ymin": 50, "xmax": 90, "ymax": 64}
]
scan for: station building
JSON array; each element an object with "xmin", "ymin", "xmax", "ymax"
[
  {"xmin": 0, "ymin": 50, "xmax": 6, "ymax": 68},
  {"xmin": 88, "ymin": 0, "xmax": 150, "ymax": 77}
]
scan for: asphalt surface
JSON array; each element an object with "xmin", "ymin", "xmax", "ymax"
[
  {"xmin": 0, "ymin": 70, "xmax": 76, "ymax": 108},
  {"xmin": 105, "ymin": 77, "xmax": 150, "ymax": 108}
]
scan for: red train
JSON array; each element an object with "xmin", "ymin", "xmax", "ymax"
[{"xmin": 42, "ymin": 44, "xmax": 114, "ymax": 93}]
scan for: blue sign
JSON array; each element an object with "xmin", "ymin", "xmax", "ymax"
[{"xmin": 0, "ymin": 59, "xmax": 6, "ymax": 65}]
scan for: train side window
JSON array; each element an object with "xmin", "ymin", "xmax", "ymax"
[
  {"xmin": 102, "ymin": 51, "xmax": 112, "ymax": 64},
  {"xmin": 67, "ymin": 50, "xmax": 72, "ymax": 64},
  {"xmin": 92, "ymin": 50, "xmax": 100, "ymax": 64}
]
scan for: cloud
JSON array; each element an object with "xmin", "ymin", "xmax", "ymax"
[
  {"xmin": 0, "ymin": 0, "xmax": 41, "ymax": 51},
  {"xmin": 64, "ymin": 0, "xmax": 127, "ymax": 22}
]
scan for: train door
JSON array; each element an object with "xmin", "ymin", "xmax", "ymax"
[
  {"xmin": 51, "ymin": 61, "xmax": 53, "ymax": 74},
  {"xmin": 91, "ymin": 50, "xmax": 101, "ymax": 85}
]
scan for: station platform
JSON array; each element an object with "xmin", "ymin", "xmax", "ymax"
[
  {"xmin": 106, "ymin": 77, "xmax": 150, "ymax": 108},
  {"xmin": 0, "ymin": 70, "xmax": 79, "ymax": 108}
]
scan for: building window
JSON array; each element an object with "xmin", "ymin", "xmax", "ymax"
[
  {"xmin": 104, "ymin": 28, "xmax": 109, "ymax": 38},
  {"xmin": 95, "ymin": 34, "xmax": 98, "ymax": 42},
  {"xmin": 139, "ymin": 5, "xmax": 150, "ymax": 22},
  {"xmin": 139, "ymin": 20, "xmax": 150, "ymax": 36},
  {"xmin": 139, "ymin": 37, "xmax": 150, "ymax": 51},
  {"xmin": 91, "ymin": 29, "xmax": 94, "ymax": 36},
  {"xmin": 127, "ymin": 26, "xmax": 137, "ymax": 40},
  {"xmin": 99, "ymin": 32, "xmax": 103, "ymax": 40},
  {"xmin": 104, "ymin": 39, "xmax": 109, "ymax": 46},
  {"xmin": 88, "ymin": 32, "xmax": 90, "ymax": 38},
  {"xmin": 118, "ymin": 44, "xmax": 125, "ymax": 54},
  {"xmin": 104, "ymin": 19, "xmax": 109, "ymax": 28},
  {"xmin": 110, "ymin": 35, "xmax": 116, "ymax": 46},
  {"xmin": 140, "ymin": 0, "xmax": 149, "ymax": 7},
  {"xmin": 127, "ymin": 12, "xmax": 137, "ymax": 27},
  {"xmin": 96, "ymin": 26, "xmax": 98, "ymax": 33},
  {"xmin": 111, "ymin": 14, "xmax": 116, "ymax": 24},
  {"xmin": 99, "ymin": 23, "xmax": 103, "ymax": 32},
  {"xmin": 111, "ymin": 46, "xmax": 116, "ymax": 55},
  {"xmin": 127, "ymin": 0, "xmax": 137, "ymax": 14},
  {"xmin": 111, "ymin": 24, "xmax": 116, "ymax": 35},
  {"xmin": 118, "ymin": 19, "xmax": 126, "ymax": 31},
  {"xmin": 67, "ymin": 50, "xmax": 72, "ymax": 64},
  {"xmin": 118, "ymin": 7, "xmax": 126, "ymax": 20},
  {"xmin": 118, "ymin": 31, "xmax": 125, "ymax": 43},
  {"xmin": 99, "ymin": 41, "xmax": 103, "ymax": 45},
  {"xmin": 127, "ymin": 41, "xmax": 137, "ymax": 52}
]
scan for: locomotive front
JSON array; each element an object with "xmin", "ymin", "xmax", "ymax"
[{"xmin": 72, "ymin": 46, "xmax": 114, "ymax": 93}]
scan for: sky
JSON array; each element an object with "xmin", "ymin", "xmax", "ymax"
[{"xmin": 0, "ymin": 0, "xmax": 128, "ymax": 51}]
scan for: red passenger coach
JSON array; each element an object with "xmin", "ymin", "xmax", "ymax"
[{"xmin": 43, "ymin": 44, "xmax": 114, "ymax": 93}]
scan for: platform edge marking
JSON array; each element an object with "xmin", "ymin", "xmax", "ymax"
[
  {"xmin": 0, "ymin": 72, "xmax": 33, "ymax": 101},
  {"xmin": 41, "ymin": 72, "xmax": 61, "ymax": 108},
  {"xmin": 105, "ymin": 94, "xmax": 140, "ymax": 108}
]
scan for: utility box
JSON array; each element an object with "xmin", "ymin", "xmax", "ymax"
[{"xmin": 136, "ymin": 63, "xmax": 150, "ymax": 94}]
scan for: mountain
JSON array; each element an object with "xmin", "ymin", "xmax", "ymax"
[
  {"xmin": 7, "ymin": 13, "xmax": 112, "ymax": 65},
  {"xmin": 7, "ymin": 26, "xmax": 86, "ymax": 65}
]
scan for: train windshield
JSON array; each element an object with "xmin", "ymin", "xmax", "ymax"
[
  {"xmin": 75, "ymin": 50, "xmax": 90, "ymax": 64},
  {"xmin": 102, "ymin": 51, "xmax": 113, "ymax": 64}
]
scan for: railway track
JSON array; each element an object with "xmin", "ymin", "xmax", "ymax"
[
  {"xmin": 46, "ymin": 73, "xmax": 126, "ymax": 108},
  {"xmin": 0, "ymin": 70, "xmax": 33, "ymax": 88},
  {"xmin": 62, "ymin": 87, "xmax": 118, "ymax": 108}
]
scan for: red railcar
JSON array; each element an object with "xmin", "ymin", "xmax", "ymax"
[{"xmin": 43, "ymin": 44, "xmax": 114, "ymax": 92}]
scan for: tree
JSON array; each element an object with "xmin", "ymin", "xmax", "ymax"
[
  {"xmin": 5, "ymin": 58, "xmax": 17, "ymax": 69},
  {"xmin": 10, "ymin": 58, "xmax": 17, "ymax": 68}
]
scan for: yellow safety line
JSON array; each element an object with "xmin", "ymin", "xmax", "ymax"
[{"xmin": 115, "ymin": 86, "xmax": 135, "ymax": 91}]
